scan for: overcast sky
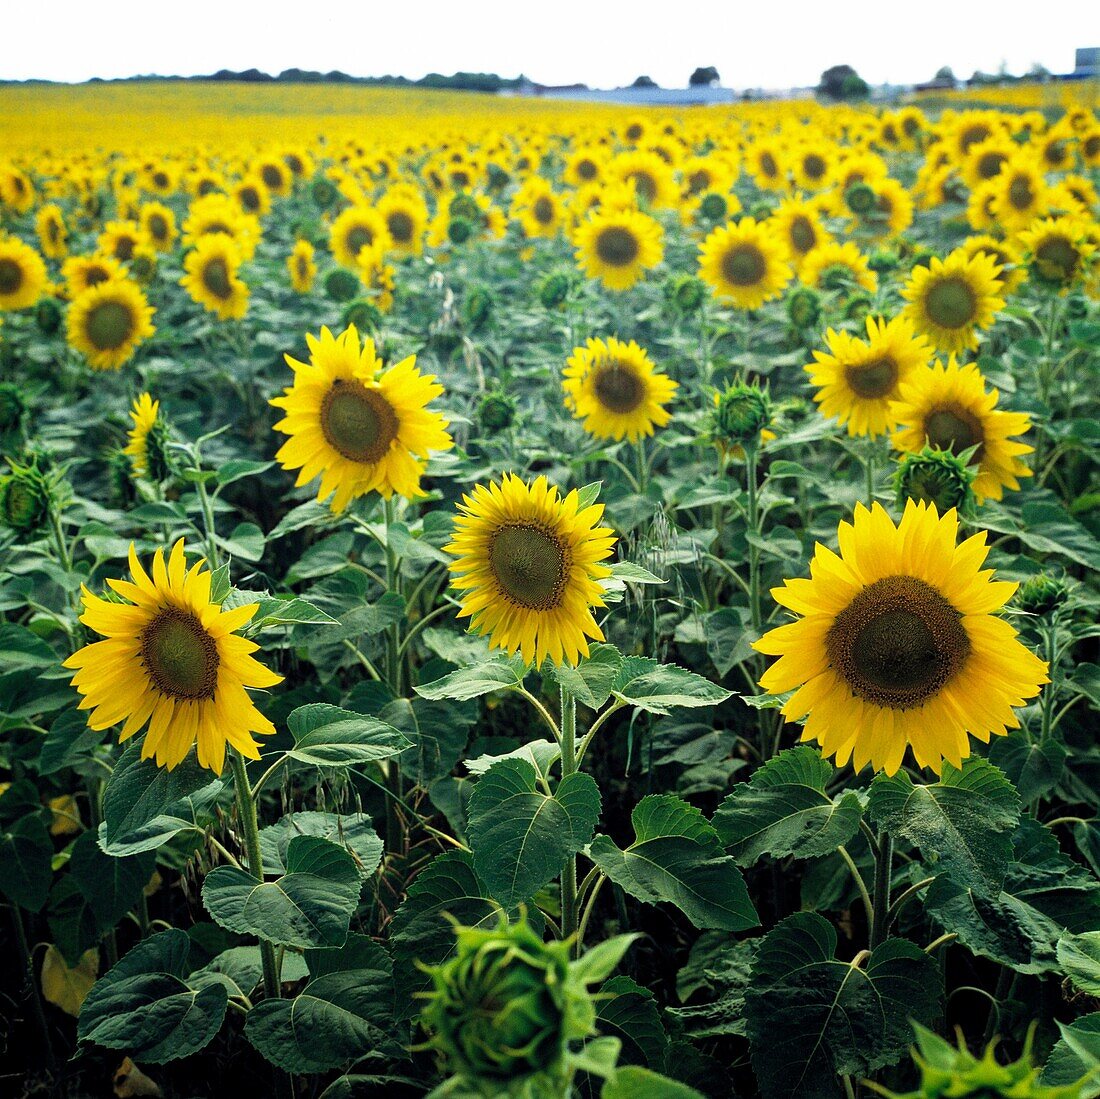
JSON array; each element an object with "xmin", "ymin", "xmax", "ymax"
[{"xmin": 2, "ymin": 1, "xmax": 1094, "ymax": 88}]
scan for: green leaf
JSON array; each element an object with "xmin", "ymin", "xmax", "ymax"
[
  {"xmin": 244, "ymin": 934, "xmax": 397, "ymax": 1073},
  {"xmin": 215, "ymin": 458, "xmax": 275, "ymax": 486},
  {"xmin": 1058, "ymin": 932, "xmax": 1100, "ymax": 995},
  {"xmin": 588, "ymin": 795, "xmax": 758, "ymax": 932},
  {"xmin": 609, "ymin": 562, "xmax": 667, "ymax": 585},
  {"xmin": 415, "ymin": 654, "xmax": 529, "ymax": 701},
  {"xmin": 216, "ymin": 521, "xmax": 265, "ymax": 562},
  {"xmin": 713, "ymin": 747, "xmax": 863, "ymax": 866},
  {"xmin": 38, "ymin": 708, "xmax": 107, "ymax": 777},
  {"xmin": 988, "ymin": 733, "xmax": 1066, "ymax": 804},
  {"xmin": 867, "ymin": 758, "xmax": 1021, "ymax": 889},
  {"xmin": 596, "ymin": 975, "xmax": 668, "ymax": 1068},
  {"xmin": 0, "ymin": 813, "xmax": 53, "ymax": 911},
  {"xmin": 0, "ymin": 623, "xmax": 59, "ymax": 672},
  {"xmin": 551, "ymin": 644, "xmax": 624, "ymax": 709},
  {"xmin": 387, "ymin": 695, "xmax": 476, "ymax": 787},
  {"xmin": 286, "ymin": 704, "xmax": 410, "ymax": 767},
  {"xmin": 202, "ymin": 835, "xmax": 361, "ymax": 948},
  {"xmin": 259, "ymin": 811, "xmax": 383, "ymax": 879},
  {"xmin": 466, "ymin": 759, "xmax": 601, "ymax": 905},
  {"xmin": 239, "ymin": 594, "xmax": 338, "ymax": 629},
  {"xmin": 68, "ymin": 831, "xmax": 155, "ymax": 943},
  {"xmin": 1043, "ymin": 1014, "xmax": 1100, "ymax": 1096},
  {"xmin": 612, "ymin": 659, "xmax": 732, "ymax": 715},
  {"xmin": 78, "ymin": 929, "xmax": 227, "ymax": 1063},
  {"xmin": 601, "ymin": 1067, "xmax": 706, "ymax": 1099},
  {"xmin": 743, "ymin": 913, "xmax": 942, "ymax": 1099}
]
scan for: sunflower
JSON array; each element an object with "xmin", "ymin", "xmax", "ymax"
[
  {"xmin": 256, "ymin": 158, "xmax": 291, "ymax": 198},
  {"xmin": 563, "ymin": 337, "xmax": 677, "ymax": 442},
  {"xmin": 182, "ymin": 194, "xmax": 259, "ymax": 259},
  {"xmin": 791, "ymin": 144, "xmax": 835, "ymax": 192},
  {"xmin": 806, "ymin": 315, "xmax": 932, "ymax": 437},
  {"xmin": 960, "ymin": 135, "xmax": 1016, "ymax": 190},
  {"xmin": 770, "ymin": 197, "xmax": 833, "ymax": 269},
  {"xmin": 233, "ymin": 176, "xmax": 271, "ymax": 218},
  {"xmin": 699, "ymin": 218, "xmax": 792, "ymax": 309},
  {"xmin": 0, "ymin": 168, "xmax": 35, "ymax": 214},
  {"xmin": 754, "ymin": 500, "xmax": 1048, "ymax": 775},
  {"xmin": 287, "ymin": 239, "xmax": 316, "ymax": 293},
  {"xmin": 62, "ymin": 254, "xmax": 127, "ymax": 298},
  {"xmin": 140, "ymin": 202, "xmax": 178, "ymax": 252},
  {"xmin": 377, "ymin": 188, "xmax": 427, "ymax": 256},
  {"xmin": 564, "ymin": 146, "xmax": 606, "ymax": 188},
  {"xmin": 511, "ymin": 179, "xmax": 564, "ymax": 240},
  {"xmin": 446, "ymin": 474, "xmax": 617, "ymax": 667},
  {"xmin": 35, "ymin": 204, "xmax": 68, "ymax": 259},
  {"xmin": 573, "ymin": 208, "xmax": 663, "ymax": 291},
  {"xmin": 747, "ymin": 141, "xmax": 788, "ymax": 191},
  {"xmin": 990, "ymin": 156, "xmax": 1049, "ymax": 232},
  {"xmin": 357, "ymin": 246, "xmax": 396, "ymax": 312},
  {"xmin": 271, "ymin": 324, "xmax": 452, "ymax": 511},
  {"xmin": 329, "ymin": 205, "xmax": 389, "ymax": 266},
  {"xmin": 900, "ymin": 250, "xmax": 1004, "ymax": 354},
  {"xmin": 122, "ymin": 393, "xmax": 162, "ymax": 478},
  {"xmin": 1016, "ymin": 216, "xmax": 1096, "ymax": 292},
  {"xmin": 99, "ymin": 220, "xmax": 149, "ymax": 264},
  {"xmin": 64, "ymin": 541, "xmax": 282, "ymax": 773},
  {"xmin": 801, "ymin": 241, "xmax": 877, "ymax": 298},
  {"xmin": 867, "ymin": 178, "xmax": 914, "ymax": 237},
  {"xmin": 180, "ymin": 235, "xmax": 249, "ymax": 320},
  {"xmin": 608, "ymin": 150, "xmax": 678, "ymax": 209},
  {"xmin": 67, "ymin": 278, "xmax": 155, "ymax": 371},
  {"xmin": 891, "ymin": 357, "xmax": 1033, "ymax": 504},
  {"xmin": 0, "ymin": 236, "xmax": 48, "ymax": 312},
  {"xmin": 960, "ymin": 234, "xmax": 1026, "ymax": 296}
]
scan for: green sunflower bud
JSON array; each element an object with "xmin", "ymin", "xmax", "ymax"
[
  {"xmin": 844, "ymin": 292, "xmax": 873, "ymax": 320},
  {"xmin": 35, "ymin": 297, "xmax": 63, "ymax": 335},
  {"xmin": 0, "ymin": 382, "xmax": 27, "ymax": 434},
  {"xmin": 872, "ymin": 1023, "xmax": 1091, "ymax": 1099},
  {"xmin": 142, "ymin": 420, "xmax": 175, "ymax": 484},
  {"xmin": 786, "ymin": 287, "xmax": 822, "ymax": 329},
  {"xmin": 894, "ymin": 446, "xmax": 976, "ymax": 516},
  {"xmin": 748, "ymin": 201, "xmax": 774, "ymax": 221},
  {"xmin": 0, "ymin": 460, "xmax": 53, "ymax": 533},
  {"xmin": 129, "ymin": 252, "xmax": 157, "ymax": 285},
  {"xmin": 699, "ymin": 191, "xmax": 729, "ymax": 222},
  {"xmin": 311, "ymin": 177, "xmax": 338, "ymax": 209},
  {"xmin": 341, "ymin": 297, "xmax": 383, "ymax": 333},
  {"xmin": 449, "ymin": 193, "xmax": 481, "ymax": 223},
  {"xmin": 106, "ymin": 448, "xmax": 139, "ymax": 507},
  {"xmin": 867, "ymin": 248, "xmax": 901, "ymax": 273},
  {"xmin": 538, "ymin": 272, "xmax": 572, "ymax": 311},
  {"xmin": 844, "ymin": 181, "xmax": 876, "ymax": 215},
  {"xmin": 478, "ymin": 389, "xmax": 516, "ymax": 433},
  {"xmin": 324, "ymin": 268, "xmax": 361, "ymax": 303},
  {"xmin": 447, "ymin": 216, "xmax": 474, "ymax": 245},
  {"xmin": 712, "ymin": 381, "xmax": 771, "ymax": 449},
  {"xmin": 1064, "ymin": 293, "xmax": 1089, "ymax": 320},
  {"xmin": 666, "ymin": 274, "xmax": 707, "ymax": 315},
  {"xmin": 1015, "ymin": 574, "xmax": 1069, "ymax": 618},
  {"xmin": 486, "ymin": 162, "xmax": 511, "ymax": 191},
  {"xmin": 464, "ymin": 286, "xmax": 494, "ymax": 329}
]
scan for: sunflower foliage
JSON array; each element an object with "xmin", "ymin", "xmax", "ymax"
[{"xmin": 0, "ymin": 81, "xmax": 1098, "ymax": 1099}]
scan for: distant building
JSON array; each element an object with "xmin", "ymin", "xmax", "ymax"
[{"xmin": 1063, "ymin": 47, "xmax": 1098, "ymax": 80}]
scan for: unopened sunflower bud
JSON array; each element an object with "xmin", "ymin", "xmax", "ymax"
[
  {"xmin": 478, "ymin": 390, "xmax": 516, "ymax": 433},
  {"xmin": 894, "ymin": 446, "xmax": 976, "ymax": 516},
  {"xmin": 0, "ymin": 382, "xmax": 26, "ymax": 434},
  {"xmin": 341, "ymin": 298, "xmax": 383, "ymax": 333},
  {"xmin": 35, "ymin": 297, "xmax": 63, "ymax": 335},
  {"xmin": 464, "ymin": 286, "xmax": 494, "ymax": 328},
  {"xmin": 844, "ymin": 181, "xmax": 876, "ymax": 216},
  {"xmin": 0, "ymin": 460, "xmax": 52, "ymax": 533},
  {"xmin": 666, "ymin": 274, "xmax": 707, "ymax": 315},
  {"xmin": 787, "ymin": 287, "xmax": 822, "ymax": 329},
  {"xmin": 844, "ymin": 292, "xmax": 873, "ymax": 320},
  {"xmin": 449, "ymin": 194, "xmax": 480, "ymax": 223},
  {"xmin": 699, "ymin": 192, "xmax": 729, "ymax": 222},
  {"xmin": 868, "ymin": 248, "xmax": 901, "ymax": 273},
  {"xmin": 712, "ymin": 382, "xmax": 771, "ymax": 449},
  {"xmin": 324, "ymin": 268, "xmax": 360, "ymax": 303},
  {"xmin": 538, "ymin": 272, "xmax": 571, "ymax": 311},
  {"xmin": 1015, "ymin": 574, "xmax": 1069, "ymax": 618},
  {"xmin": 310, "ymin": 177, "xmax": 338, "ymax": 209},
  {"xmin": 447, "ymin": 217, "xmax": 474, "ymax": 245}
]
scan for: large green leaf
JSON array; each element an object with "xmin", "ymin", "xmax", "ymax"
[
  {"xmin": 0, "ymin": 812, "xmax": 52, "ymax": 912},
  {"xmin": 244, "ymin": 935, "xmax": 398, "ymax": 1073},
  {"xmin": 386, "ymin": 695, "xmax": 477, "ymax": 787},
  {"xmin": 414, "ymin": 654, "xmax": 529, "ymax": 701},
  {"xmin": 601, "ymin": 1067, "xmax": 707, "ymax": 1099},
  {"xmin": 988, "ymin": 732, "xmax": 1066, "ymax": 804},
  {"xmin": 551, "ymin": 644, "xmax": 624, "ymax": 709},
  {"xmin": 867, "ymin": 758, "xmax": 1021, "ymax": 889},
  {"xmin": 612, "ymin": 659, "xmax": 732, "ymax": 715},
  {"xmin": 589, "ymin": 795, "xmax": 758, "ymax": 932},
  {"xmin": 78, "ymin": 929, "xmax": 227, "ymax": 1063},
  {"xmin": 713, "ymin": 747, "xmax": 862, "ymax": 866},
  {"xmin": 1058, "ymin": 932, "xmax": 1100, "ymax": 996},
  {"xmin": 743, "ymin": 913, "xmax": 941, "ymax": 1099},
  {"xmin": 260, "ymin": 811, "xmax": 383, "ymax": 879},
  {"xmin": 466, "ymin": 758, "xmax": 601, "ymax": 905},
  {"xmin": 1042, "ymin": 1013, "xmax": 1100, "ymax": 1097},
  {"xmin": 286, "ymin": 704, "xmax": 410, "ymax": 767},
  {"xmin": 202, "ymin": 835, "xmax": 360, "ymax": 948},
  {"xmin": 596, "ymin": 975, "xmax": 668, "ymax": 1068}
]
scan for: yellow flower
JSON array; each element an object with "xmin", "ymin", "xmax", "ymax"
[
  {"xmin": 573, "ymin": 207, "xmax": 663, "ymax": 291},
  {"xmin": 271, "ymin": 325, "xmax": 452, "ymax": 511},
  {"xmin": 35, "ymin": 204, "xmax": 68, "ymax": 259},
  {"xmin": 98, "ymin": 220, "xmax": 150, "ymax": 264},
  {"xmin": 990, "ymin": 155, "xmax": 1049, "ymax": 232},
  {"xmin": 62, "ymin": 254, "xmax": 127, "ymax": 298},
  {"xmin": 799, "ymin": 240, "xmax": 877, "ymax": 294},
  {"xmin": 67, "ymin": 279, "xmax": 155, "ymax": 371},
  {"xmin": 563, "ymin": 337, "xmax": 677, "ymax": 443},
  {"xmin": 609, "ymin": 150, "xmax": 678, "ymax": 208},
  {"xmin": 755, "ymin": 500, "xmax": 1048, "ymax": 775},
  {"xmin": 891, "ymin": 356, "xmax": 1033, "ymax": 504},
  {"xmin": 1016, "ymin": 216, "xmax": 1096, "ymax": 292},
  {"xmin": 806, "ymin": 315, "xmax": 932, "ymax": 437},
  {"xmin": 511, "ymin": 178, "xmax": 565, "ymax": 239},
  {"xmin": 64, "ymin": 540, "xmax": 283, "ymax": 773},
  {"xmin": 329, "ymin": 205, "xmax": 389, "ymax": 266},
  {"xmin": 139, "ymin": 202, "xmax": 178, "ymax": 252},
  {"xmin": 770, "ymin": 197, "xmax": 833, "ymax": 270},
  {"xmin": 900, "ymin": 250, "xmax": 1004, "ymax": 354},
  {"xmin": 0, "ymin": 236, "xmax": 48, "ymax": 312},
  {"xmin": 959, "ymin": 234, "xmax": 1026, "ymax": 296},
  {"xmin": 287, "ymin": 239, "xmax": 316, "ymax": 294},
  {"xmin": 446, "ymin": 474, "xmax": 616, "ymax": 667},
  {"xmin": 122, "ymin": 393, "xmax": 160, "ymax": 478},
  {"xmin": 377, "ymin": 187, "xmax": 427, "ymax": 256},
  {"xmin": 180, "ymin": 235, "xmax": 248, "ymax": 320},
  {"xmin": 699, "ymin": 218, "xmax": 792, "ymax": 309}
]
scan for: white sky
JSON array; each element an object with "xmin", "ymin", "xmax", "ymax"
[{"xmin": 2, "ymin": 0, "xmax": 1096, "ymax": 89}]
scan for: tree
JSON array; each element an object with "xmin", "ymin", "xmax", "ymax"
[
  {"xmin": 689, "ymin": 66, "xmax": 720, "ymax": 87},
  {"xmin": 632, "ymin": 75, "xmax": 657, "ymax": 88},
  {"xmin": 817, "ymin": 64, "xmax": 869, "ymax": 101},
  {"xmin": 933, "ymin": 66, "xmax": 957, "ymax": 84}
]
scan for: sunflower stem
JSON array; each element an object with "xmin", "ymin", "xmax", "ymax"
[
  {"xmin": 559, "ymin": 685, "xmax": 579, "ymax": 956},
  {"xmin": 228, "ymin": 750, "xmax": 281, "ymax": 1003},
  {"xmin": 1038, "ymin": 622, "xmax": 1058, "ymax": 747},
  {"xmin": 635, "ymin": 438, "xmax": 648, "ymax": 494},
  {"xmin": 194, "ymin": 473, "xmax": 220, "ymax": 569},
  {"xmin": 863, "ymin": 435, "xmax": 877, "ymax": 507},
  {"xmin": 11, "ymin": 904, "xmax": 56, "ymax": 1075},
  {"xmin": 869, "ymin": 830, "xmax": 893, "ymax": 950}
]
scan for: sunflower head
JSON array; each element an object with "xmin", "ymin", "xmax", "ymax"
[
  {"xmin": 786, "ymin": 287, "xmax": 822, "ymax": 330},
  {"xmin": 67, "ymin": 279, "xmax": 156, "ymax": 372},
  {"xmin": 324, "ymin": 268, "xmax": 361, "ymax": 303},
  {"xmin": 35, "ymin": 297, "xmax": 63, "ymax": 335},
  {"xmin": 478, "ymin": 389, "xmax": 517, "ymax": 434},
  {"xmin": 341, "ymin": 298, "xmax": 383, "ymax": 335},
  {"xmin": 712, "ymin": 381, "xmax": 771, "ymax": 450},
  {"xmin": 538, "ymin": 271, "xmax": 573, "ymax": 311},
  {"xmin": 698, "ymin": 217, "xmax": 792, "ymax": 310},
  {"xmin": 1015, "ymin": 574, "xmax": 1069, "ymax": 619},
  {"xmin": 123, "ymin": 393, "xmax": 173, "ymax": 482},
  {"xmin": 0, "ymin": 457, "xmax": 54, "ymax": 533},
  {"xmin": 574, "ymin": 208, "xmax": 664, "ymax": 292},
  {"xmin": 893, "ymin": 445, "xmax": 976, "ymax": 516},
  {"xmin": 463, "ymin": 285, "xmax": 494, "ymax": 329},
  {"xmin": 901, "ymin": 250, "xmax": 1004, "ymax": 354},
  {"xmin": 665, "ymin": 274, "xmax": 707, "ymax": 316}
]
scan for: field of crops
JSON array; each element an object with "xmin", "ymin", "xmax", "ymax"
[{"xmin": 1, "ymin": 80, "xmax": 1099, "ymax": 1099}]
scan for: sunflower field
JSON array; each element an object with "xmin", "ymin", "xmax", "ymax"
[{"xmin": 1, "ymin": 79, "xmax": 1100, "ymax": 1099}]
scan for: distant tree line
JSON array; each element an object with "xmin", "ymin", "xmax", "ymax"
[{"xmin": 77, "ymin": 69, "xmax": 529, "ymax": 92}]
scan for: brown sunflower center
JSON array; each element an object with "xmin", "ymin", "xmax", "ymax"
[
  {"xmin": 722, "ymin": 243, "xmax": 766, "ymax": 287},
  {"xmin": 533, "ymin": 196, "xmax": 554, "ymax": 224},
  {"xmin": 924, "ymin": 276, "xmax": 976, "ymax": 330},
  {"xmin": 977, "ymin": 151, "xmax": 1007, "ymax": 180},
  {"xmin": 344, "ymin": 226, "xmax": 375, "ymax": 257},
  {"xmin": 239, "ymin": 187, "xmax": 261, "ymax": 211},
  {"xmin": 789, "ymin": 215, "xmax": 816, "ymax": 255},
  {"xmin": 924, "ymin": 402, "xmax": 985, "ymax": 459},
  {"xmin": 803, "ymin": 154, "xmax": 827, "ymax": 180},
  {"xmin": 625, "ymin": 123, "xmax": 643, "ymax": 142},
  {"xmin": 1035, "ymin": 237, "xmax": 1079, "ymax": 283},
  {"xmin": 202, "ymin": 258, "xmax": 233, "ymax": 300},
  {"xmin": 1008, "ymin": 175, "xmax": 1035, "ymax": 210},
  {"xmin": 826, "ymin": 575, "xmax": 970, "ymax": 709},
  {"xmin": 688, "ymin": 169, "xmax": 711, "ymax": 194},
  {"xmin": 141, "ymin": 608, "xmax": 220, "ymax": 700},
  {"xmin": 261, "ymin": 165, "xmax": 283, "ymax": 189},
  {"xmin": 628, "ymin": 170, "xmax": 657, "ymax": 203},
  {"xmin": 285, "ymin": 154, "xmax": 304, "ymax": 174},
  {"xmin": 0, "ymin": 258, "xmax": 23, "ymax": 295},
  {"xmin": 85, "ymin": 265, "xmax": 110, "ymax": 288},
  {"xmin": 593, "ymin": 362, "xmax": 645, "ymax": 414},
  {"xmin": 387, "ymin": 211, "xmax": 414, "ymax": 242},
  {"xmin": 595, "ymin": 226, "xmax": 640, "ymax": 267},
  {"xmin": 845, "ymin": 356, "xmax": 898, "ymax": 399},
  {"xmin": 319, "ymin": 379, "xmax": 399, "ymax": 464},
  {"xmin": 577, "ymin": 158, "xmax": 598, "ymax": 181},
  {"xmin": 85, "ymin": 301, "xmax": 135, "ymax": 351},
  {"xmin": 114, "ymin": 236, "xmax": 136, "ymax": 262},
  {"xmin": 488, "ymin": 522, "xmax": 569, "ymax": 610},
  {"xmin": 760, "ymin": 151, "xmax": 778, "ymax": 177},
  {"xmin": 960, "ymin": 124, "xmax": 991, "ymax": 153},
  {"xmin": 153, "ymin": 171, "xmax": 169, "ymax": 189},
  {"xmin": 148, "ymin": 214, "xmax": 168, "ymax": 241}
]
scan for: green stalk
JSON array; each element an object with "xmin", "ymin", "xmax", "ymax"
[
  {"xmin": 744, "ymin": 444, "xmax": 762, "ymax": 636},
  {"xmin": 1038, "ymin": 623, "xmax": 1058, "ymax": 746},
  {"xmin": 228, "ymin": 750, "xmax": 281, "ymax": 1002},
  {"xmin": 12, "ymin": 905, "xmax": 56, "ymax": 1073},
  {"xmin": 869, "ymin": 831, "xmax": 893, "ymax": 950},
  {"xmin": 195, "ymin": 475, "xmax": 221, "ymax": 569},
  {"xmin": 863, "ymin": 436, "xmax": 877, "ymax": 507},
  {"xmin": 382, "ymin": 496, "xmax": 402, "ymax": 694},
  {"xmin": 559, "ymin": 686, "xmax": 579, "ymax": 954},
  {"xmin": 635, "ymin": 438, "xmax": 649, "ymax": 495}
]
